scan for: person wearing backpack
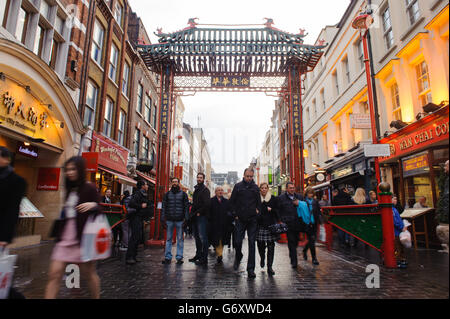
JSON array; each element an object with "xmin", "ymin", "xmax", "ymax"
[
  {"xmin": 299, "ymin": 187, "xmax": 322, "ymax": 265},
  {"xmin": 161, "ymin": 177, "xmax": 190, "ymax": 265}
]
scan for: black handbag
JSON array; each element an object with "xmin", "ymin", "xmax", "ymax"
[{"xmin": 268, "ymin": 222, "xmax": 288, "ymax": 235}]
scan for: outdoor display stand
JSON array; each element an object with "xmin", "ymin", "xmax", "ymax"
[
  {"xmin": 401, "ymin": 208, "xmax": 433, "ymax": 250},
  {"xmin": 17, "ymin": 197, "xmax": 44, "ymax": 237}
]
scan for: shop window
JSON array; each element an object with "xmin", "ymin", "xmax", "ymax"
[
  {"xmin": 15, "ymin": 7, "xmax": 29, "ymax": 44},
  {"xmin": 1, "ymin": 0, "xmax": 10, "ymax": 28},
  {"xmin": 109, "ymin": 43, "xmax": 119, "ymax": 82},
  {"xmin": 403, "ymin": 152, "xmax": 433, "ymax": 208},
  {"xmin": 382, "ymin": 6, "xmax": 394, "ymax": 50},
  {"xmin": 134, "ymin": 128, "xmax": 141, "ymax": 157},
  {"xmin": 84, "ymin": 81, "xmax": 98, "ymax": 127},
  {"xmin": 416, "ymin": 61, "xmax": 432, "ymax": 107},
  {"xmin": 406, "ymin": 0, "xmax": 420, "ymax": 25},
  {"xmin": 391, "ymin": 82, "xmax": 402, "ymax": 121},
  {"xmin": 103, "ymin": 98, "xmax": 114, "ymax": 138},
  {"xmin": 122, "ymin": 62, "xmax": 130, "ymax": 96},
  {"xmin": 137, "ymin": 84, "xmax": 143, "ymax": 114},
  {"xmin": 118, "ymin": 110, "xmax": 126, "ymax": 146},
  {"xmin": 144, "ymin": 95, "xmax": 151, "ymax": 123},
  {"xmin": 91, "ymin": 19, "xmax": 105, "ymax": 65}
]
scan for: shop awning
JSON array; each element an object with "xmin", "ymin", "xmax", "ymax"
[
  {"xmin": 99, "ymin": 166, "xmax": 137, "ymax": 186},
  {"xmin": 136, "ymin": 171, "xmax": 156, "ymax": 184},
  {"xmin": 312, "ymin": 181, "xmax": 331, "ymax": 191}
]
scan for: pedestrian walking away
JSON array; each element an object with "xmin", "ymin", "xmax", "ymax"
[
  {"xmin": 277, "ymin": 181, "xmax": 305, "ymax": 269},
  {"xmin": 126, "ymin": 180, "xmax": 153, "ymax": 265},
  {"xmin": 161, "ymin": 177, "xmax": 190, "ymax": 265},
  {"xmin": 189, "ymin": 173, "xmax": 211, "ymax": 266},
  {"xmin": 208, "ymin": 186, "xmax": 233, "ymax": 264},
  {"xmin": 256, "ymin": 183, "xmax": 279, "ymax": 276},
  {"xmin": 229, "ymin": 168, "xmax": 261, "ymax": 278},
  {"xmin": 45, "ymin": 156, "xmax": 102, "ymax": 299},
  {"xmin": 300, "ymin": 187, "xmax": 322, "ymax": 265},
  {"xmin": 0, "ymin": 147, "xmax": 27, "ymax": 299}
]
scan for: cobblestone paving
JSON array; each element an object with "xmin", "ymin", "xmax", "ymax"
[{"xmin": 11, "ymin": 237, "xmax": 449, "ymax": 299}]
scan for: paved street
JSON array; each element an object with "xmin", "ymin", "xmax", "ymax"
[{"xmin": 10, "ymin": 236, "xmax": 449, "ymax": 299}]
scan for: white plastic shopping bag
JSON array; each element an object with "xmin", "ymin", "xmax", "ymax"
[
  {"xmin": 80, "ymin": 214, "xmax": 112, "ymax": 262},
  {"xmin": 0, "ymin": 248, "xmax": 17, "ymax": 299},
  {"xmin": 399, "ymin": 230, "xmax": 412, "ymax": 249},
  {"xmin": 319, "ymin": 225, "xmax": 326, "ymax": 242}
]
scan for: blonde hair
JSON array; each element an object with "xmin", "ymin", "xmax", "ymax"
[
  {"xmin": 352, "ymin": 188, "xmax": 367, "ymax": 205},
  {"xmin": 259, "ymin": 182, "xmax": 269, "ymax": 189}
]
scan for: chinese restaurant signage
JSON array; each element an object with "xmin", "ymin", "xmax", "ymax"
[
  {"xmin": 160, "ymin": 92, "xmax": 169, "ymax": 136},
  {"xmin": 292, "ymin": 94, "xmax": 301, "ymax": 136},
  {"xmin": 90, "ymin": 132, "xmax": 129, "ymax": 175},
  {"xmin": 331, "ymin": 165, "xmax": 353, "ymax": 180},
  {"xmin": 17, "ymin": 142, "xmax": 38, "ymax": 158},
  {"xmin": 402, "ymin": 153, "xmax": 429, "ymax": 178},
  {"xmin": 82, "ymin": 152, "xmax": 99, "ymax": 172},
  {"xmin": 380, "ymin": 111, "xmax": 449, "ymax": 162},
  {"xmin": 36, "ymin": 167, "xmax": 60, "ymax": 191},
  {"xmin": 211, "ymin": 76, "xmax": 250, "ymax": 88}
]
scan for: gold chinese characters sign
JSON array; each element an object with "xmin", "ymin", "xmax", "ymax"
[
  {"xmin": 160, "ymin": 93, "xmax": 169, "ymax": 136},
  {"xmin": 211, "ymin": 76, "xmax": 250, "ymax": 88},
  {"xmin": 292, "ymin": 94, "xmax": 301, "ymax": 136},
  {"xmin": 0, "ymin": 78, "xmax": 62, "ymax": 149}
]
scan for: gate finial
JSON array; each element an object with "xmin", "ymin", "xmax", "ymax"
[
  {"xmin": 264, "ymin": 18, "xmax": 274, "ymax": 28},
  {"xmin": 188, "ymin": 18, "xmax": 199, "ymax": 28}
]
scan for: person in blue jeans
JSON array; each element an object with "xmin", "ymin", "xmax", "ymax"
[{"xmin": 161, "ymin": 177, "xmax": 190, "ymax": 265}]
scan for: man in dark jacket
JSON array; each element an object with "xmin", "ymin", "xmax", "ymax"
[
  {"xmin": 189, "ymin": 173, "xmax": 211, "ymax": 265},
  {"xmin": 229, "ymin": 168, "xmax": 261, "ymax": 278},
  {"xmin": 209, "ymin": 186, "xmax": 233, "ymax": 264},
  {"xmin": 126, "ymin": 180, "xmax": 152, "ymax": 264},
  {"xmin": 161, "ymin": 177, "xmax": 189, "ymax": 265},
  {"xmin": 0, "ymin": 147, "xmax": 26, "ymax": 299},
  {"xmin": 277, "ymin": 181, "xmax": 305, "ymax": 269}
]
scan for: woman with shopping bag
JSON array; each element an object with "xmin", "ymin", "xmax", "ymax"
[{"xmin": 45, "ymin": 156, "xmax": 107, "ymax": 299}]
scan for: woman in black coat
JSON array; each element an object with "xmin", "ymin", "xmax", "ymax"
[
  {"xmin": 208, "ymin": 186, "xmax": 233, "ymax": 263},
  {"xmin": 257, "ymin": 183, "xmax": 280, "ymax": 276}
]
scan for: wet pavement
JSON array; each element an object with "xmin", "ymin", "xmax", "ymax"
[{"xmin": 10, "ymin": 235, "xmax": 449, "ymax": 299}]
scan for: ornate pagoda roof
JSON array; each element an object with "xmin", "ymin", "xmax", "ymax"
[{"xmin": 138, "ymin": 19, "xmax": 326, "ymax": 76}]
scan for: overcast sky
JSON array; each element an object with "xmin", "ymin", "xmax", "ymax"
[{"xmin": 128, "ymin": 0, "xmax": 351, "ymax": 176}]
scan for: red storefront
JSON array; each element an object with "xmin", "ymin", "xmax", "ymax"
[{"xmin": 83, "ymin": 131, "xmax": 136, "ymax": 203}]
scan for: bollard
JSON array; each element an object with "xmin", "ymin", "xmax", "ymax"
[{"xmin": 378, "ymin": 182, "xmax": 397, "ymax": 268}]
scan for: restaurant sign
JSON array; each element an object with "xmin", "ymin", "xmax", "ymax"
[
  {"xmin": 90, "ymin": 131, "xmax": 129, "ymax": 175},
  {"xmin": 402, "ymin": 152, "xmax": 429, "ymax": 178},
  {"xmin": 380, "ymin": 116, "xmax": 449, "ymax": 162}
]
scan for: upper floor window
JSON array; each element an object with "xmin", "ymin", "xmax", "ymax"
[
  {"xmin": 305, "ymin": 107, "xmax": 310, "ymax": 127},
  {"xmin": 406, "ymin": 0, "xmax": 420, "ymax": 25},
  {"xmin": 122, "ymin": 62, "xmax": 130, "ymax": 96},
  {"xmin": 39, "ymin": 0, "xmax": 51, "ymax": 21},
  {"xmin": 144, "ymin": 95, "xmax": 151, "ymax": 123},
  {"xmin": 382, "ymin": 7, "xmax": 394, "ymax": 50},
  {"xmin": 137, "ymin": 84, "xmax": 143, "ymax": 114},
  {"xmin": 54, "ymin": 14, "xmax": 65, "ymax": 36},
  {"xmin": 33, "ymin": 24, "xmax": 45, "ymax": 57},
  {"xmin": 151, "ymin": 101, "xmax": 157, "ymax": 128},
  {"xmin": 49, "ymin": 35, "xmax": 61, "ymax": 70},
  {"xmin": 391, "ymin": 82, "xmax": 402, "ymax": 121},
  {"xmin": 342, "ymin": 56, "xmax": 350, "ymax": 84},
  {"xmin": 312, "ymin": 99, "xmax": 317, "ymax": 120},
  {"xmin": 15, "ymin": 7, "xmax": 29, "ymax": 44},
  {"xmin": 91, "ymin": 20, "xmax": 105, "ymax": 65},
  {"xmin": 332, "ymin": 70, "xmax": 339, "ymax": 95},
  {"xmin": 114, "ymin": 2, "xmax": 123, "ymax": 27},
  {"xmin": 416, "ymin": 61, "xmax": 432, "ymax": 106},
  {"xmin": 134, "ymin": 128, "xmax": 141, "ymax": 158},
  {"xmin": 109, "ymin": 43, "xmax": 119, "ymax": 82},
  {"xmin": 84, "ymin": 81, "xmax": 98, "ymax": 127},
  {"xmin": 320, "ymin": 88, "xmax": 326, "ymax": 110},
  {"xmin": 142, "ymin": 136, "xmax": 149, "ymax": 160},
  {"xmin": 103, "ymin": 98, "xmax": 114, "ymax": 138},
  {"xmin": 1, "ymin": 0, "xmax": 10, "ymax": 28},
  {"xmin": 356, "ymin": 39, "xmax": 364, "ymax": 69},
  {"xmin": 118, "ymin": 110, "xmax": 126, "ymax": 146}
]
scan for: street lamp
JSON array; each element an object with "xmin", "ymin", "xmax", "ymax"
[{"xmin": 352, "ymin": 10, "xmax": 381, "ymax": 187}]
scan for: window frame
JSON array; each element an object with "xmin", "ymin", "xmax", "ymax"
[
  {"xmin": 15, "ymin": 6, "xmax": 29, "ymax": 44},
  {"xmin": 391, "ymin": 82, "xmax": 402, "ymax": 121},
  {"xmin": 118, "ymin": 110, "xmax": 126, "ymax": 146},
  {"xmin": 134, "ymin": 128, "xmax": 141, "ymax": 158},
  {"xmin": 103, "ymin": 97, "xmax": 114, "ymax": 138},
  {"xmin": 91, "ymin": 19, "xmax": 105, "ymax": 65},
  {"xmin": 137, "ymin": 84, "xmax": 143, "ymax": 114},
  {"xmin": 142, "ymin": 136, "xmax": 150, "ymax": 160},
  {"xmin": 1, "ymin": 0, "xmax": 11, "ymax": 28},
  {"xmin": 144, "ymin": 94, "xmax": 151, "ymax": 123},
  {"xmin": 416, "ymin": 61, "xmax": 432, "ymax": 106},
  {"xmin": 382, "ymin": 6, "xmax": 394, "ymax": 50},
  {"xmin": 84, "ymin": 81, "xmax": 98, "ymax": 128},
  {"xmin": 122, "ymin": 62, "xmax": 130, "ymax": 96},
  {"xmin": 406, "ymin": 0, "xmax": 420, "ymax": 25},
  {"xmin": 109, "ymin": 43, "xmax": 119, "ymax": 82}
]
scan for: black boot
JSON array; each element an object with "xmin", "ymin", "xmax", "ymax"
[
  {"xmin": 257, "ymin": 241, "xmax": 266, "ymax": 268},
  {"xmin": 267, "ymin": 241, "xmax": 275, "ymax": 271}
]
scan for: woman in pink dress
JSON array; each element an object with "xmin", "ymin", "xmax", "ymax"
[{"xmin": 45, "ymin": 156, "xmax": 102, "ymax": 299}]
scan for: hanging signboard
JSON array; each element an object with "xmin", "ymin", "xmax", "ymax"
[
  {"xmin": 292, "ymin": 94, "xmax": 301, "ymax": 137},
  {"xmin": 36, "ymin": 167, "xmax": 60, "ymax": 191},
  {"xmin": 211, "ymin": 76, "xmax": 250, "ymax": 88},
  {"xmin": 160, "ymin": 92, "xmax": 170, "ymax": 136},
  {"xmin": 364, "ymin": 144, "xmax": 391, "ymax": 157},
  {"xmin": 90, "ymin": 132, "xmax": 129, "ymax": 175},
  {"xmin": 350, "ymin": 114, "xmax": 371, "ymax": 129},
  {"xmin": 16, "ymin": 142, "xmax": 38, "ymax": 158},
  {"xmin": 82, "ymin": 152, "xmax": 99, "ymax": 172},
  {"xmin": 402, "ymin": 152, "xmax": 429, "ymax": 177}
]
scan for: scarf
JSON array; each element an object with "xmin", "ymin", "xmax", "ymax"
[{"xmin": 260, "ymin": 192, "xmax": 272, "ymax": 203}]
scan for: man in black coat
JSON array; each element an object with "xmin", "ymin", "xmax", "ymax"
[
  {"xmin": 126, "ymin": 180, "xmax": 152, "ymax": 264},
  {"xmin": 229, "ymin": 168, "xmax": 261, "ymax": 278},
  {"xmin": 209, "ymin": 186, "xmax": 233, "ymax": 264},
  {"xmin": 277, "ymin": 181, "xmax": 305, "ymax": 268},
  {"xmin": 0, "ymin": 147, "xmax": 26, "ymax": 299},
  {"xmin": 161, "ymin": 177, "xmax": 189, "ymax": 265},
  {"xmin": 189, "ymin": 173, "xmax": 211, "ymax": 265}
]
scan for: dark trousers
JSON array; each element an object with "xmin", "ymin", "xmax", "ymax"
[
  {"xmin": 286, "ymin": 228, "xmax": 301, "ymax": 266},
  {"xmin": 234, "ymin": 217, "xmax": 257, "ymax": 272},
  {"xmin": 126, "ymin": 214, "xmax": 143, "ymax": 260},
  {"xmin": 257, "ymin": 240, "xmax": 275, "ymax": 269},
  {"xmin": 303, "ymin": 226, "xmax": 317, "ymax": 259},
  {"xmin": 112, "ymin": 223, "xmax": 123, "ymax": 245},
  {"xmin": 193, "ymin": 216, "xmax": 209, "ymax": 262}
]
